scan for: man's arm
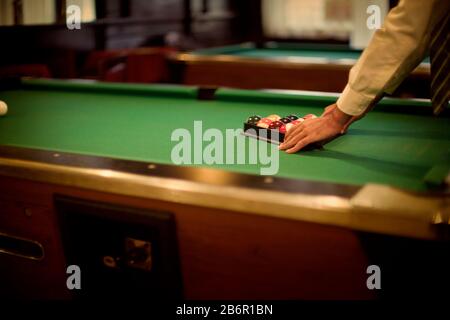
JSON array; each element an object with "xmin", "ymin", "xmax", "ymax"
[
  {"xmin": 280, "ymin": 0, "xmax": 448, "ymax": 153},
  {"xmin": 337, "ymin": 0, "xmax": 445, "ymax": 116}
]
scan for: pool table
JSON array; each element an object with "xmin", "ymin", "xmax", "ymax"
[
  {"xmin": 170, "ymin": 42, "xmax": 431, "ymax": 98},
  {"xmin": 0, "ymin": 79, "xmax": 449, "ymax": 300}
]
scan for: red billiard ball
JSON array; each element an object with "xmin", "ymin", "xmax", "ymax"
[
  {"xmin": 279, "ymin": 125, "xmax": 287, "ymax": 134},
  {"xmin": 268, "ymin": 120, "xmax": 284, "ymax": 129}
]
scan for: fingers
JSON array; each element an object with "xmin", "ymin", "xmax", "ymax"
[
  {"xmin": 284, "ymin": 126, "xmax": 293, "ymax": 140},
  {"xmin": 282, "ymin": 122, "xmax": 305, "ymax": 146},
  {"xmin": 279, "ymin": 105, "xmax": 351, "ymax": 154},
  {"xmin": 286, "ymin": 136, "xmax": 313, "ymax": 153},
  {"xmin": 279, "ymin": 130, "xmax": 307, "ymax": 150},
  {"xmin": 284, "ymin": 121, "xmax": 303, "ymax": 140}
]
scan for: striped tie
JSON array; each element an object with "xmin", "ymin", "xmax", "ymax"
[{"xmin": 430, "ymin": 12, "xmax": 450, "ymax": 115}]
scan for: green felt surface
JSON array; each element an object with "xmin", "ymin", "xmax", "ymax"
[
  {"xmin": 231, "ymin": 48, "xmax": 361, "ymax": 60},
  {"xmin": 194, "ymin": 43, "xmax": 361, "ymax": 60},
  {"xmin": 194, "ymin": 42, "xmax": 431, "ymax": 63},
  {"xmin": 0, "ymin": 79, "xmax": 448, "ymax": 191}
]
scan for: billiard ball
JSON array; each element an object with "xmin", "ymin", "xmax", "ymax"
[
  {"xmin": 279, "ymin": 125, "xmax": 286, "ymax": 134},
  {"xmin": 287, "ymin": 114, "xmax": 299, "ymax": 121},
  {"xmin": 280, "ymin": 117, "xmax": 291, "ymax": 124},
  {"xmin": 268, "ymin": 120, "xmax": 284, "ymax": 129},
  {"xmin": 247, "ymin": 115, "xmax": 262, "ymax": 125},
  {"xmin": 267, "ymin": 114, "xmax": 281, "ymax": 121},
  {"xmin": 285, "ymin": 123, "xmax": 294, "ymax": 131},
  {"xmin": 0, "ymin": 100, "xmax": 7, "ymax": 116},
  {"xmin": 303, "ymin": 114, "xmax": 318, "ymax": 120},
  {"xmin": 257, "ymin": 118, "xmax": 272, "ymax": 128}
]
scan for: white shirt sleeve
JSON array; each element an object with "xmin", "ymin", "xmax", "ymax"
[{"xmin": 337, "ymin": 0, "xmax": 448, "ymax": 116}]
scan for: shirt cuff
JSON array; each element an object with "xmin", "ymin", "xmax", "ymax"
[{"xmin": 336, "ymin": 84, "xmax": 376, "ymax": 116}]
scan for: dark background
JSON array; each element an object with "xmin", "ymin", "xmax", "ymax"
[
  {"xmin": 0, "ymin": 0, "xmax": 402, "ymax": 80},
  {"xmin": 0, "ymin": 0, "xmax": 264, "ymax": 78}
]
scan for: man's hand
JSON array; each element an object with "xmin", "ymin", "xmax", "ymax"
[
  {"xmin": 279, "ymin": 104, "xmax": 353, "ymax": 153},
  {"xmin": 322, "ymin": 104, "xmax": 365, "ymax": 134}
]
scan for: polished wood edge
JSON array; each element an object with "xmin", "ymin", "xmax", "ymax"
[
  {"xmin": 0, "ymin": 145, "xmax": 449, "ymax": 240},
  {"xmin": 0, "ymin": 145, "xmax": 359, "ymax": 197},
  {"xmin": 169, "ymin": 53, "xmax": 430, "ymax": 75},
  {"xmin": 170, "ymin": 52, "xmax": 355, "ymax": 69}
]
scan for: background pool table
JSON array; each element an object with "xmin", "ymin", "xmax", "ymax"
[
  {"xmin": 170, "ymin": 42, "xmax": 431, "ymax": 98},
  {"xmin": 0, "ymin": 79, "xmax": 449, "ymax": 300}
]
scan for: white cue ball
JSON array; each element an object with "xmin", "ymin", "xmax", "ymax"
[{"xmin": 0, "ymin": 100, "xmax": 7, "ymax": 116}]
